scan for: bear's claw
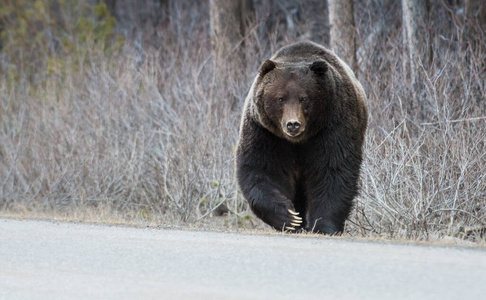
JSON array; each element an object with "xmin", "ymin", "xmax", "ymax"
[
  {"xmin": 288, "ymin": 209, "xmax": 299, "ymax": 216},
  {"xmin": 286, "ymin": 209, "xmax": 303, "ymax": 230},
  {"xmin": 288, "ymin": 210, "xmax": 303, "ymax": 224}
]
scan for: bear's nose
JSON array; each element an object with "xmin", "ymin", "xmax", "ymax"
[{"xmin": 286, "ymin": 121, "xmax": 301, "ymax": 133}]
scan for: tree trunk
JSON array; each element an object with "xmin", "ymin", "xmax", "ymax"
[
  {"xmin": 464, "ymin": 0, "xmax": 486, "ymax": 50},
  {"xmin": 466, "ymin": 0, "xmax": 486, "ymax": 27},
  {"xmin": 209, "ymin": 0, "xmax": 254, "ymax": 108},
  {"xmin": 402, "ymin": 0, "xmax": 431, "ymax": 119},
  {"xmin": 104, "ymin": 0, "xmax": 117, "ymax": 19},
  {"xmin": 328, "ymin": 0, "xmax": 357, "ymax": 71},
  {"xmin": 209, "ymin": 0, "xmax": 254, "ymax": 64}
]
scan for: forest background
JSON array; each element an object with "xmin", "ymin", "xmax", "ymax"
[{"xmin": 0, "ymin": 0, "xmax": 485, "ymax": 242}]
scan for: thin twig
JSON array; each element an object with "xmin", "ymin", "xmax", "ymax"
[{"xmin": 421, "ymin": 116, "xmax": 486, "ymax": 126}]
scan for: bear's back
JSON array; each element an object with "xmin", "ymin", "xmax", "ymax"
[{"xmin": 272, "ymin": 41, "xmax": 330, "ymax": 62}]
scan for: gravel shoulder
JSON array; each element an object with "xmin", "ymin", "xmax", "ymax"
[{"xmin": 1, "ymin": 218, "xmax": 486, "ymax": 299}]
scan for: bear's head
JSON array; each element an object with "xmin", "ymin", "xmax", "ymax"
[{"xmin": 254, "ymin": 59, "xmax": 333, "ymax": 143}]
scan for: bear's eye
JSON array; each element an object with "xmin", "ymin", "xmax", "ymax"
[
  {"xmin": 300, "ymin": 97, "xmax": 307, "ymax": 103},
  {"xmin": 278, "ymin": 98, "xmax": 284, "ymax": 102}
]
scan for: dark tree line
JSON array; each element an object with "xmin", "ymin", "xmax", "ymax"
[{"xmin": 1, "ymin": 0, "xmax": 484, "ymax": 116}]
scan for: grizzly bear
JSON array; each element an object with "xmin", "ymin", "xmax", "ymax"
[{"xmin": 236, "ymin": 41, "xmax": 368, "ymax": 235}]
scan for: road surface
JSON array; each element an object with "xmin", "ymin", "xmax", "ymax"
[{"xmin": 1, "ymin": 218, "xmax": 485, "ymax": 299}]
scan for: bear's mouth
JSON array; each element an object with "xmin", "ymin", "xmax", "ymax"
[
  {"xmin": 282, "ymin": 126, "xmax": 305, "ymax": 139},
  {"xmin": 284, "ymin": 129, "xmax": 304, "ymax": 137}
]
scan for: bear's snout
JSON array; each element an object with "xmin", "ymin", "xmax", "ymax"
[
  {"xmin": 281, "ymin": 104, "xmax": 306, "ymax": 138},
  {"xmin": 286, "ymin": 120, "xmax": 301, "ymax": 134},
  {"xmin": 282, "ymin": 117, "xmax": 305, "ymax": 137}
]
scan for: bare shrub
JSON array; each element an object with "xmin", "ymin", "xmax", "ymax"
[{"xmin": 349, "ymin": 0, "xmax": 486, "ymax": 240}]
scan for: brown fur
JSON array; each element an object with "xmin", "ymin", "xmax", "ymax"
[{"xmin": 236, "ymin": 41, "xmax": 368, "ymax": 234}]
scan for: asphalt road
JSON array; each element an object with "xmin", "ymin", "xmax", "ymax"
[{"xmin": 1, "ymin": 219, "xmax": 485, "ymax": 299}]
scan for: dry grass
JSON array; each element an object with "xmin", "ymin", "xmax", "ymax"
[{"xmin": 0, "ymin": 0, "xmax": 485, "ymax": 242}]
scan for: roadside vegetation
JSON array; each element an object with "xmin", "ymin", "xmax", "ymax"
[{"xmin": 1, "ymin": 0, "xmax": 484, "ymax": 242}]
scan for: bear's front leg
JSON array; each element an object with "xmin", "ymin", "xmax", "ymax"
[
  {"xmin": 236, "ymin": 121, "xmax": 303, "ymax": 232},
  {"xmin": 237, "ymin": 169, "xmax": 303, "ymax": 231}
]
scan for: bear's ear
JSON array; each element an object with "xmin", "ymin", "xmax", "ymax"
[
  {"xmin": 259, "ymin": 59, "xmax": 276, "ymax": 76},
  {"xmin": 310, "ymin": 60, "xmax": 328, "ymax": 75}
]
